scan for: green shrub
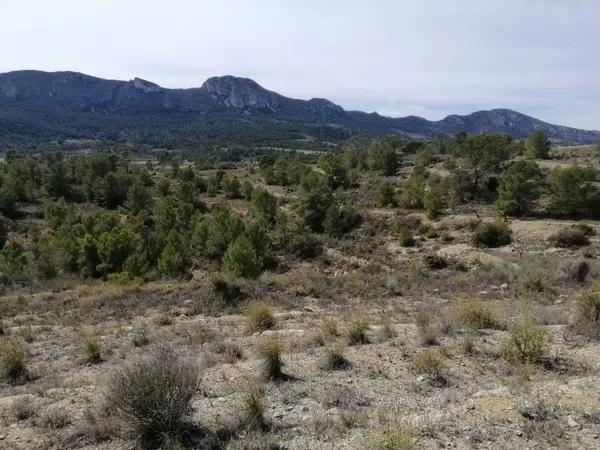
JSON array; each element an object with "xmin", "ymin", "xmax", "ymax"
[
  {"xmin": 245, "ymin": 302, "xmax": 276, "ymax": 334},
  {"xmin": 324, "ymin": 204, "xmax": 362, "ymax": 237},
  {"xmin": 502, "ymin": 319, "xmax": 550, "ymax": 365},
  {"xmin": 222, "ymin": 236, "xmax": 262, "ymax": 278},
  {"xmin": 348, "ymin": 316, "xmax": 369, "ymax": 345},
  {"xmin": 453, "ymin": 298, "xmax": 496, "ymax": 329},
  {"xmin": 377, "ymin": 182, "xmax": 397, "ymax": 207},
  {"xmin": 105, "ymin": 346, "xmax": 198, "ymax": 447},
  {"xmin": 572, "ymin": 291, "xmax": 600, "ymax": 339},
  {"xmin": 397, "ymin": 226, "xmax": 415, "ymax": 247},
  {"xmin": 549, "ymin": 227, "xmax": 590, "ymax": 248},
  {"xmin": 0, "ymin": 339, "xmax": 28, "ymax": 384},
  {"xmin": 472, "ymin": 221, "xmax": 512, "ymax": 248}
]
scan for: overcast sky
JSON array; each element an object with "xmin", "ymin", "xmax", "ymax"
[{"xmin": 1, "ymin": 0, "xmax": 599, "ymax": 129}]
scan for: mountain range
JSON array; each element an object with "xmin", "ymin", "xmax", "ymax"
[{"xmin": 1, "ymin": 70, "xmax": 599, "ymax": 149}]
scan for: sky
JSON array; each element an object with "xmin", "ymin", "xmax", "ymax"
[{"xmin": 1, "ymin": 0, "xmax": 599, "ymax": 129}]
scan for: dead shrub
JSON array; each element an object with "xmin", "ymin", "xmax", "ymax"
[{"xmin": 105, "ymin": 346, "xmax": 199, "ymax": 447}]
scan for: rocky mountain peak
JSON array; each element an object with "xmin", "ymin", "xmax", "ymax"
[{"xmin": 201, "ymin": 75, "xmax": 280, "ymax": 111}]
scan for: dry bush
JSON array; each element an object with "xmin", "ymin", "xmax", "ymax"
[
  {"xmin": 16, "ymin": 326, "xmax": 34, "ymax": 343},
  {"xmin": 572, "ymin": 290, "xmax": 600, "ymax": 338},
  {"xmin": 525, "ymin": 273, "xmax": 545, "ymax": 293},
  {"xmin": 12, "ymin": 396, "xmax": 36, "ymax": 421},
  {"xmin": 132, "ymin": 328, "xmax": 150, "ymax": 347},
  {"xmin": 415, "ymin": 310, "xmax": 440, "ymax": 346},
  {"xmin": 323, "ymin": 343, "xmax": 350, "ymax": 370},
  {"xmin": 372, "ymin": 424, "xmax": 415, "ymax": 450},
  {"xmin": 0, "ymin": 339, "xmax": 28, "ymax": 384},
  {"xmin": 82, "ymin": 334, "xmax": 103, "ymax": 364},
  {"xmin": 245, "ymin": 301, "xmax": 276, "ymax": 334},
  {"xmin": 322, "ymin": 318, "xmax": 339, "ymax": 337},
  {"xmin": 105, "ymin": 346, "xmax": 199, "ymax": 447},
  {"xmin": 41, "ymin": 406, "xmax": 71, "ymax": 429},
  {"xmin": 381, "ymin": 317, "xmax": 397, "ymax": 338},
  {"xmin": 503, "ymin": 319, "xmax": 551, "ymax": 366},
  {"xmin": 453, "ymin": 298, "xmax": 497, "ymax": 330},
  {"xmin": 412, "ymin": 349, "xmax": 446, "ymax": 379},
  {"xmin": 259, "ymin": 337, "xmax": 284, "ymax": 380},
  {"xmin": 348, "ymin": 316, "xmax": 370, "ymax": 345}
]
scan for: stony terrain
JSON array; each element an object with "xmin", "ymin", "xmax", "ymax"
[{"xmin": 0, "ymin": 194, "xmax": 599, "ymax": 449}]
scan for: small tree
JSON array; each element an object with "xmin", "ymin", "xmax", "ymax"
[
  {"xmin": 548, "ymin": 165, "xmax": 599, "ymax": 218},
  {"xmin": 158, "ymin": 231, "xmax": 184, "ymax": 278},
  {"xmin": 250, "ymin": 188, "xmax": 278, "ymax": 224},
  {"xmin": 323, "ymin": 204, "xmax": 362, "ymax": 237},
  {"xmin": 526, "ymin": 130, "xmax": 551, "ymax": 159},
  {"xmin": 377, "ymin": 181, "xmax": 397, "ymax": 207},
  {"xmin": 223, "ymin": 176, "xmax": 242, "ymax": 199},
  {"xmin": 423, "ymin": 184, "xmax": 444, "ymax": 219},
  {"xmin": 222, "ymin": 236, "xmax": 262, "ymax": 278},
  {"xmin": 0, "ymin": 240, "xmax": 27, "ymax": 282},
  {"xmin": 496, "ymin": 160, "xmax": 543, "ymax": 216}
]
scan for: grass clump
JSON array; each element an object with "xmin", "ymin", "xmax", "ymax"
[
  {"xmin": 415, "ymin": 310, "xmax": 440, "ymax": 346},
  {"xmin": 12, "ymin": 396, "xmax": 36, "ymax": 421},
  {"xmin": 259, "ymin": 337, "xmax": 284, "ymax": 380},
  {"xmin": 105, "ymin": 346, "xmax": 199, "ymax": 448},
  {"xmin": 502, "ymin": 319, "xmax": 550, "ymax": 366},
  {"xmin": 572, "ymin": 290, "xmax": 600, "ymax": 339},
  {"xmin": 16, "ymin": 326, "xmax": 34, "ymax": 343},
  {"xmin": 373, "ymin": 424, "xmax": 415, "ymax": 450},
  {"xmin": 0, "ymin": 339, "xmax": 28, "ymax": 384},
  {"xmin": 472, "ymin": 221, "xmax": 512, "ymax": 248},
  {"xmin": 245, "ymin": 301, "xmax": 276, "ymax": 334},
  {"xmin": 322, "ymin": 318, "xmax": 339, "ymax": 337},
  {"xmin": 453, "ymin": 298, "xmax": 496, "ymax": 330},
  {"xmin": 412, "ymin": 349, "xmax": 446, "ymax": 379},
  {"xmin": 348, "ymin": 316, "xmax": 369, "ymax": 345},
  {"xmin": 323, "ymin": 343, "xmax": 350, "ymax": 370},
  {"xmin": 242, "ymin": 382, "xmax": 267, "ymax": 430},
  {"xmin": 82, "ymin": 334, "xmax": 103, "ymax": 364}
]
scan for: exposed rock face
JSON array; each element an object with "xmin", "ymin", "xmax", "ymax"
[
  {"xmin": 1, "ymin": 70, "xmax": 599, "ymax": 146},
  {"xmin": 202, "ymin": 76, "xmax": 280, "ymax": 111}
]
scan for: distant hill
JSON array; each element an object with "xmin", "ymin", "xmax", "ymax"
[{"xmin": 1, "ymin": 70, "xmax": 599, "ymax": 148}]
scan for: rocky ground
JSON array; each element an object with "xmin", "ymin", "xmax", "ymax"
[{"xmin": 0, "ymin": 209, "xmax": 599, "ymax": 449}]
